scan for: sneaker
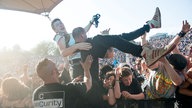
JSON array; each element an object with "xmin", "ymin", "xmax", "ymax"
[
  {"xmin": 141, "ymin": 44, "xmax": 176, "ymax": 67},
  {"xmin": 147, "ymin": 7, "xmax": 161, "ymax": 29}
]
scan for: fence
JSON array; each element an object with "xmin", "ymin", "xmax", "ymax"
[{"xmin": 116, "ymin": 98, "xmax": 177, "ymax": 108}]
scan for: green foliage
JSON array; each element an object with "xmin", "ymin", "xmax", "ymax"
[{"xmin": 31, "ymin": 41, "xmax": 60, "ymax": 56}]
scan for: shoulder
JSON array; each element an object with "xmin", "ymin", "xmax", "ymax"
[
  {"xmin": 65, "ymin": 82, "xmax": 86, "ymax": 91},
  {"xmin": 53, "ymin": 34, "xmax": 63, "ymax": 42},
  {"xmin": 33, "ymin": 85, "xmax": 44, "ymax": 93},
  {"xmin": 65, "ymin": 82, "xmax": 86, "ymax": 87},
  {"xmin": 131, "ymin": 78, "xmax": 141, "ymax": 86}
]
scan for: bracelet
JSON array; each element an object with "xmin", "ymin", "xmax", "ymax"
[
  {"xmin": 116, "ymin": 80, "xmax": 120, "ymax": 82},
  {"xmin": 90, "ymin": 20, "xmax": 94, "ymax": 25},
  {"xmin": 108, "ymin": 84, "xmax": 113, "ymax": 89},
  {"xmin": 178, "ymin": 31, "xmax": 186, "ymax": 37}
]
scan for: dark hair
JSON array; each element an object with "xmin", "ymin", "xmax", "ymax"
[
  {"xmin": 167, "ymin": 54, "xmax": 187, "ymax": 71},
  {"xmin": 121, "ymin": 67, "xmax": 133, "ymax": 78},
  {"xmin": 100, "ymin": 65, "xmax": 113, "ymax": 80},
  {"xmin": 105, "ymin": 71, "xmax": 116, "ymax": 86},
  {"xmin": 51, "ymin": 18, "xmax": 61, "ymax": 30},
  {"xmin": 105, "ymin": 71, "xmax": 116, "ymax": 80}
]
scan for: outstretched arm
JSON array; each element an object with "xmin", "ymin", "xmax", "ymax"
[
  {"xmin": 141, "ymin": 32, "xmax": 147, "ymax": 46},
  {"xmin": 107, "ymin": 75, "xmax": 116, "ymax": 106},
  {"xmin": 160, "ymin": 57, "xmax": 183, "ymax": 86},
  {"xmin": 59, "ymin": 39, "xmax": 92, "ymax": 57},
  {"xmin": 179, "ymin": 87, "xmax": 192, "ymax": 96},
  {"xmin": 122, "ymin": 91, "xmax": 145, "ymax": 100},
  {"xmin": 80, "ymin": 55, "xmax": 93, "ymax": 92},
  {"xmin": 168, "ymin": 20, "xmax": 190, "ymax": 50},
  {"xmin": 57, "ymin": 36, "xmax": 92, "ymax": 69},
  {"xmin": 114, "ymin": 67, "xmax": 122, "ymax": 99},
  {"xmin": 84, "ymin": 16, "xmax": 94, "ymax": 32}
]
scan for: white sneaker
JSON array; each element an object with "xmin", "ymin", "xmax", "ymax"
[
  {"xmin": 147, "ymin": 7, "xmax": 161, "ymax": 29},
  {"xmin": 141, "ymin": 43, "xmax": 176, "ymax": 67}
]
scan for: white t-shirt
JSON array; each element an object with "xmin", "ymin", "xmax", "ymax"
[
  {"xmin": 54, "ymin": 33, "xmax": 75, "ymax": 46},
  {"xmin": 53, "ymin": 33, "xmax": 81, "ymax": 61}
]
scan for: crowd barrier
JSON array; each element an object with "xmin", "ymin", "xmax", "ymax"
[{"xmin": 116, "ymin": 98, "xmax": 177, "ymax": 108}]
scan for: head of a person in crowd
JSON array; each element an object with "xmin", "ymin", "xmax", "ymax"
[
  {"xmin": 148, "ymin": 54, "xmax": 187, "ymax": 72},
  {"xmin": 104, "ymin": 47, "xmax": 114, "ymax": 58},
  {"xmin": 1, "ymin": 77, "xmax": 30, "ymax": 100},
  {"xmin": 147, "ymin": 60, "xmax": 160, "ymax": 70},
  {"xmin": 187, "ymin": 67, "xmax": 192, "ymax": 79},
  {"xmin": 36, "ymin": 58, "xmax": 60, "ymax": 84},
  {"xmin": 118, "ymin": 63, "xmax": 130, "ymax": 68},
  {"xmin": 122, "ymin": 64, "xmax": 130, "ymax": 68},
  {"xmin": 140, "ymin": 59, "xmax": 150, "ymax": 79},
  {"xmin": 135, "ymin": 58, "xmax": 142, "ymax": 73},
  {"xmin": 103, "ymin": 71, "xmax": 116, "ymax": 89},
  {"xmin": 185, "ymin": 54, "xmax": 192, "ymax": 69},
  {"xmin": 72, "ymin": 27, "xmax": 87, "ymax": 42},
  {"xmin": 167, "ymin": 54, "xmax": 187, "ymax": 72},
  {"xmin": 51, "ymin": 18, "xmax": 66, "ymax": 33},
  {"xmin": 2, "ymin": 73, "xmax": 12, "ymax": 79},
  {"xmin": 120, "ymin": 67, "xmax": 133, "ymax": 86},
  {"xmin": 100, "ymin": 64, "xmax": 113, "ymax": 81}
]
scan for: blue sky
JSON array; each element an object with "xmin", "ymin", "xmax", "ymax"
[{"xmin": 0, "ymin": 0, "xmax": 191, "ymax": 50}]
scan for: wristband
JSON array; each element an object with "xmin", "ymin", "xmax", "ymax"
[
  {"xmin": 108, "ymin": 84, "xmax": 113, "ymax": 89},
  {"xmin": 116, "ymin": 80, "xmax": 120, "ymax": 82},
  {"xmin": 90, "ymin": 20, "xmax": 94, "ymax": 25},
  {"xmin": 178, "ymin": 31, "xmax": 186, "ymax": 37}
]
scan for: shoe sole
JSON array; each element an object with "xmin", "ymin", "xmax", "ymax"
[
  {"xmin": 147, "ymin": 44, "xmax": 176, "ymax": 67},
  {"xmin": 157, "ymin": 7, "xmax": 161, "ymax": 28},
  {"xmin": 156, "ymin": 7, "xmax": 161, "ymax": 28}
]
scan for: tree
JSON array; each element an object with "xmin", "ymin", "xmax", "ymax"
[{"xmin": 31, "ymin": 41, "xmax": 60, "ymax": 56}]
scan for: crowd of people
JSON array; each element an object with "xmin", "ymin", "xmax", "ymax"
[{"xmin": 0, "ymin": 7, "xmax": 192, "ymax": 108}]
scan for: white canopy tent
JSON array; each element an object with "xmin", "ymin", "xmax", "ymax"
[{"xmin": 0, "ymin": 0, "xmax": 63, "ymax": 19}]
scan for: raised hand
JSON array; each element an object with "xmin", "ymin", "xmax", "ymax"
[
  {"xmin": 122, "ymin": 91, "xmax": 131, "ymax": 99},
  {"xmin": 115, "ymin": 67, "xmax": 122, "ymax": 79},
  {"xmin": 182, "ymin": 20, "xmax": 191, "ymax": 33},
  {"xmin": 80, "ymin": 55, "xmax": 93, "ymax": 71},
  {"xmin": 100, "ymin": 28, "xmax": 110, "ymax": 35}
]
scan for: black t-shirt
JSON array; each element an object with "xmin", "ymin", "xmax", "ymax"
[
  {"xmin": 120, "ymin": 78, "xmax": 143, "ymax": 95},
  {"xmin": 32, "ymin": 82, "xmax": 86, "ymax": 108},
  {"xmin": 176, "ymin": 84, "xmax": 192, "ymax": 99},
  {"xmin": 80, "ymin": 36, "xmax": 110, "ymax": 81},
  {"xmin": 117, "ymin": 79, "xmax": 143, "ymax": 108},
  {"xmin": 82, "ymin": 81, "xmax": 114, "ymax": 108}
]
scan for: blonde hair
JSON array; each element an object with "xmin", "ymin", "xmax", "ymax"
[{"xmin": 36, "ymin": 58, "xmax": 54, "ymax": 81}]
